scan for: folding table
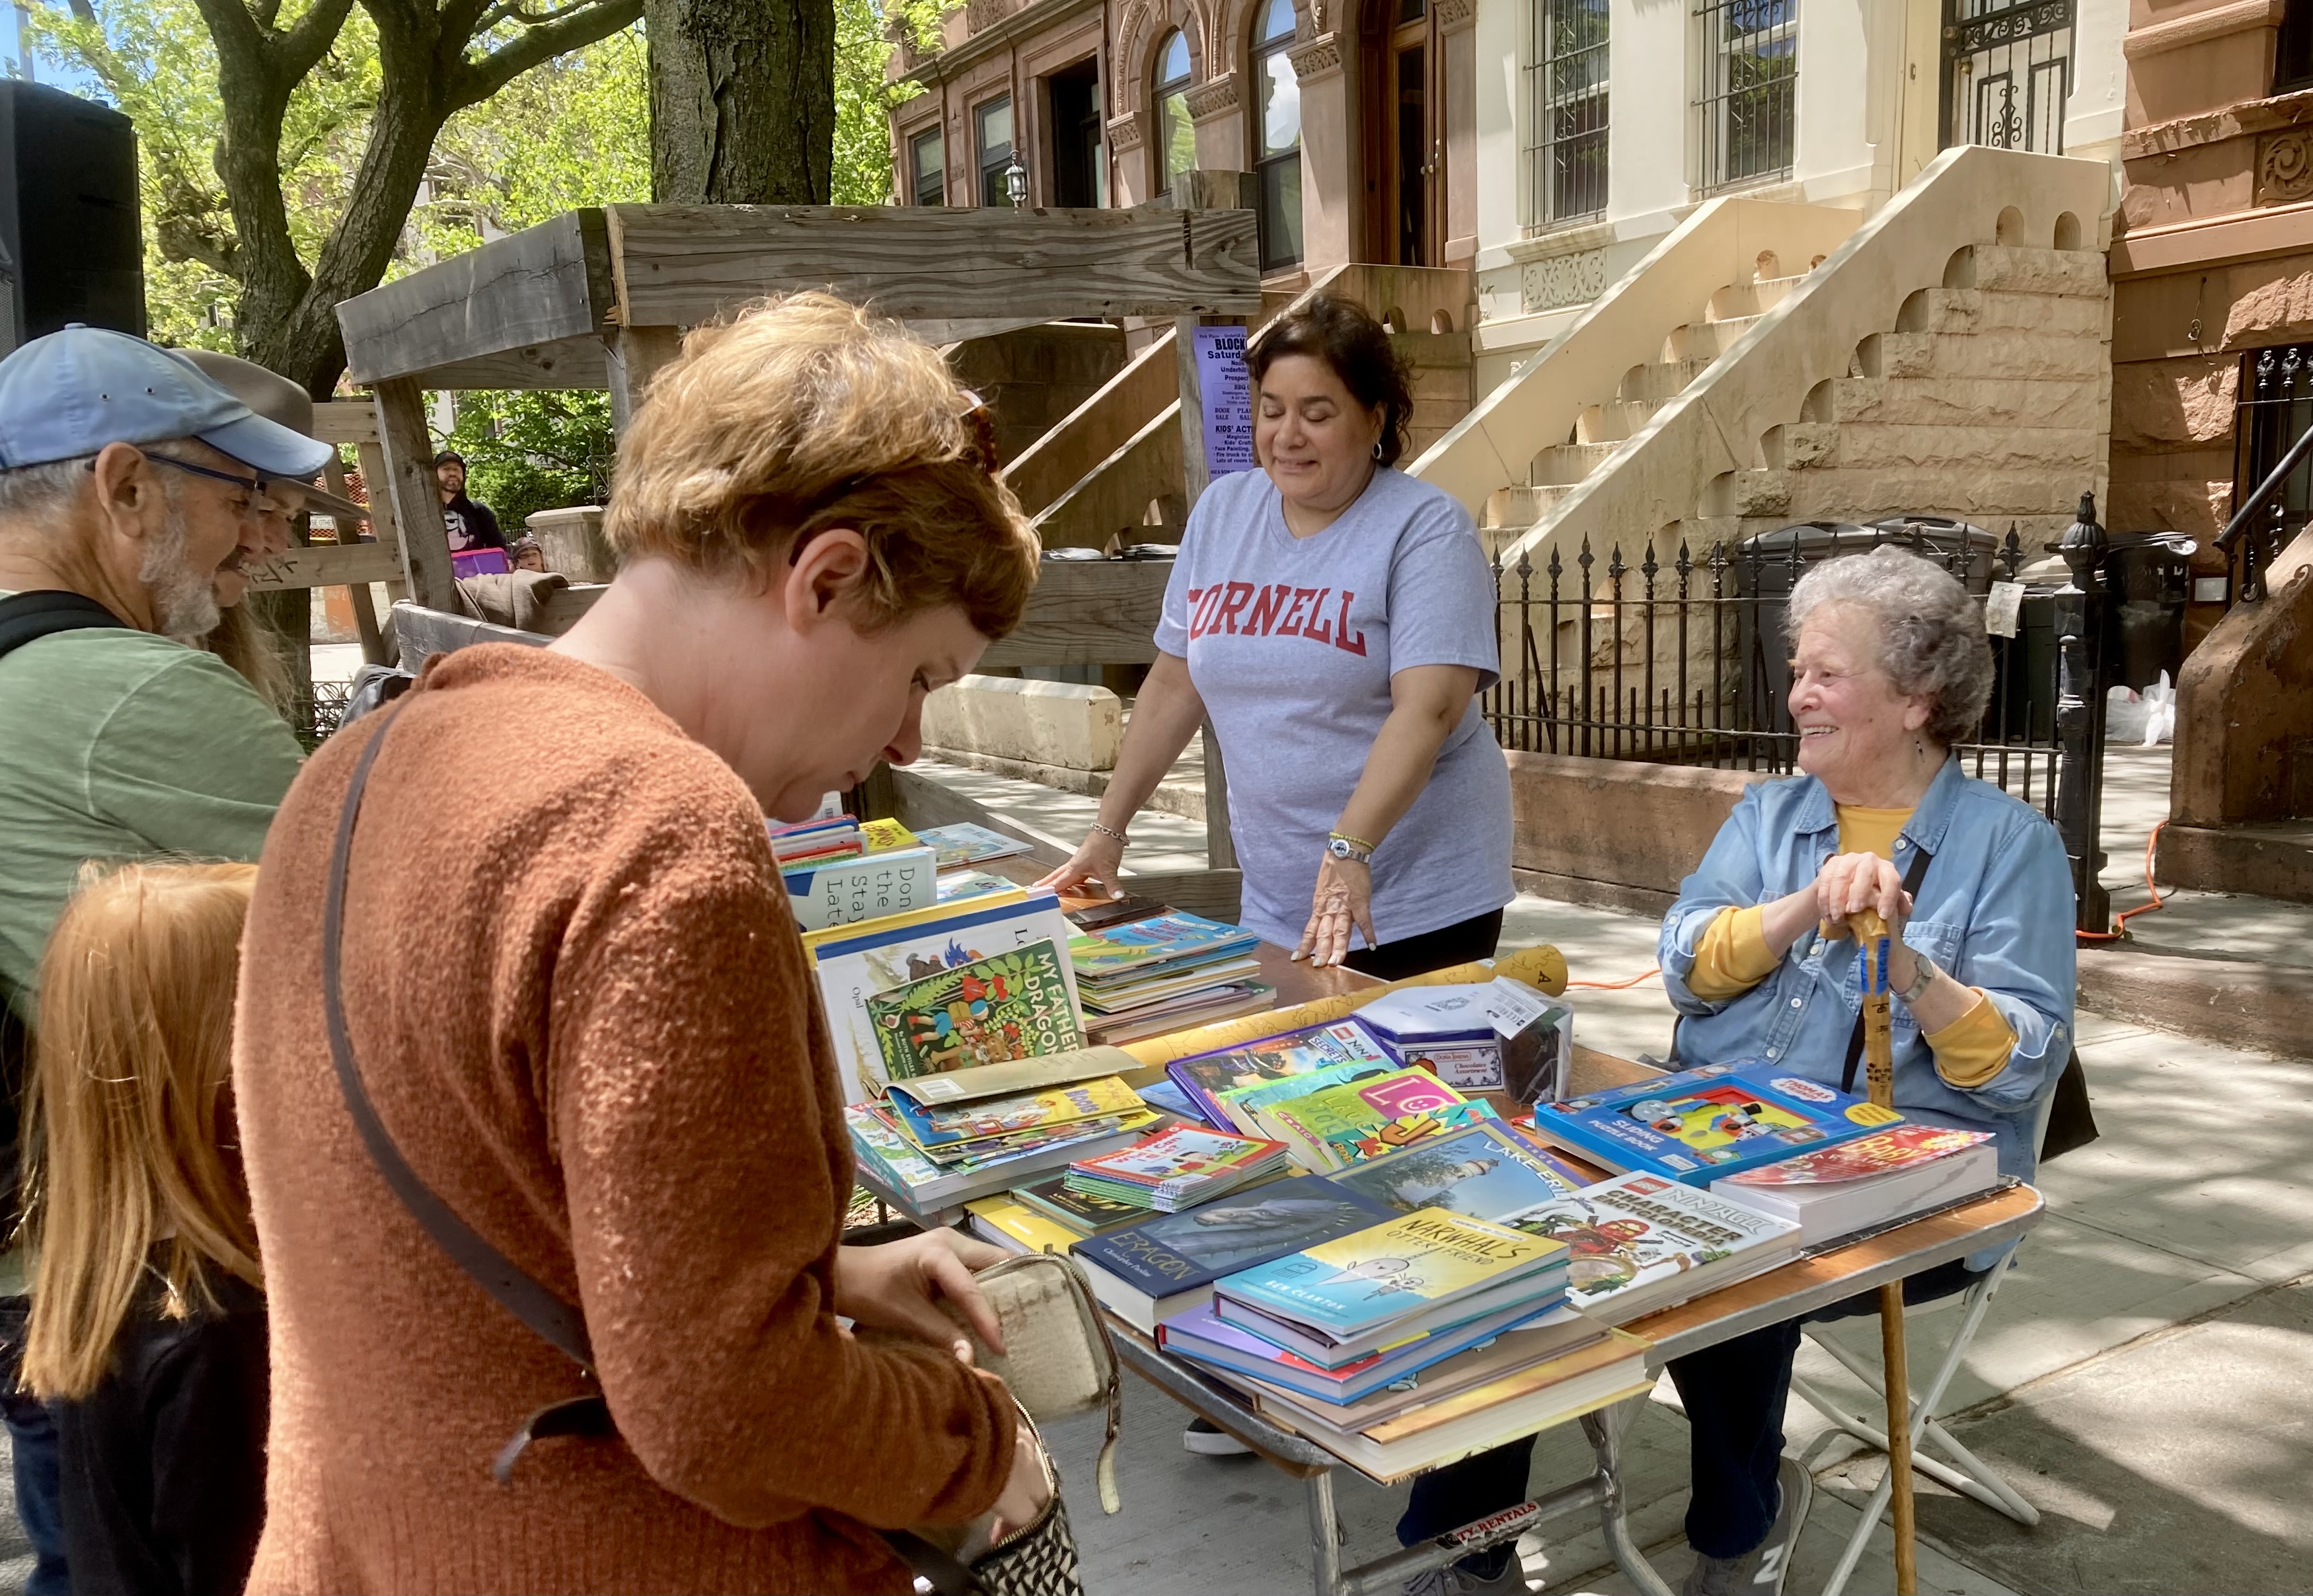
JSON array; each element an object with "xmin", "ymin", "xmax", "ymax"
[{"xmin": 1110, "ymin": 1183, "xmax": 2045, "ymax": 1596}]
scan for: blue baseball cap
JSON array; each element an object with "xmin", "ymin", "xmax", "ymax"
[{"xmin": 0, "ymin": 324, "xmax": 334, "ymax": 479}]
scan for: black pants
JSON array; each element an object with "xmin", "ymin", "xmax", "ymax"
[{"xmin": 1340, "ymin": 909, "xmax": 1503, "ymax": 983}]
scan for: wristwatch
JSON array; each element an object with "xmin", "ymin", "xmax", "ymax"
[
  {"xmin": 1326, "ymin": 833, "xmax": 1375, "ymax": 864},
  {"xmin": 1894, "ymin": 951, "xmax": 1939, "ymax": 1006}
]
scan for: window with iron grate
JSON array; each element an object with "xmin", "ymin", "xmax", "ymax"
[
  {"xmin": 1693, "ymin": 0, "xmax": 1796, "ymax": 193},
  {"xmin": 1523, "ymin": 0, "xmax": 1609, "ymax": 229}
]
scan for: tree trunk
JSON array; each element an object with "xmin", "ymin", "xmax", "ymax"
[{"xmin": 646, "ymin": 0, "xmax": 835, "ymax": 204}]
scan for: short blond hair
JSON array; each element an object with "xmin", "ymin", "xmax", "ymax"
[{"xmin": 605, "ymin": 293, "xmax": 1040, "ymax": 638}]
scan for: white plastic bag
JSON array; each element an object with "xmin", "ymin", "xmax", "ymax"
[
  {"xmin": 2140, "ymin": 670, "xmax": 2175, "ymax": 747},
  {"xmin": 2105, "ymin": 685, "xmax": 2148, "ymax": 744}
]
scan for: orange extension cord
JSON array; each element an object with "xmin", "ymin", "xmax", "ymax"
[
  {"xmin": 1565, "ymin": 823, "xmax": 2172, "ymax": 985},
  {"xmin": 2077, "ymin": 819, "xmax": 2170, "ymax": 943}
]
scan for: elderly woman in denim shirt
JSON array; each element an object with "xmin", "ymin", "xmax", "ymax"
[{"xmin": 1651, "ymin": 545, "xmax": 2074, "ymax": 1596}]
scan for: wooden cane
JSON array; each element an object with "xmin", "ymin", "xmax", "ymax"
[{"xmin": 1850, "ymin": 908, "xmax": 1918, "ymax": 1595}]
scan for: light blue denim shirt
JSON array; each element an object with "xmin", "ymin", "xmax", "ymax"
[{"xmin": 1657, "ymin": 759, "xmax": 2075, "ymax": 1182}]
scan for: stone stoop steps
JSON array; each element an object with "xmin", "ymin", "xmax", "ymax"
[{"xmin": 1480, "ymin": 241, "xmax": 2112, "ymax": 554}]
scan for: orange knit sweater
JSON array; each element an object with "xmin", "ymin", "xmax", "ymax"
[{"xmin": 232, "ymin": 645, "xmax": 1014, "ymax": 1595}]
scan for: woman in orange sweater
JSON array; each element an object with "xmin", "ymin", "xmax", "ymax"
[{"xmin": 233, "ymin": 294, "xmax": 1049, "ymax": 1594}]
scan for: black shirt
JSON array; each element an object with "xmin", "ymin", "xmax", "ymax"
[
  {"xmin": 441, "ymin": 492, "xmax": 506, "ymax": 553},
  {"xmin": 56, "ymin": 1270, "xmax": 268, "ymax": 1596}
]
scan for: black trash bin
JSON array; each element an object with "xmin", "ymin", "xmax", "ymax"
[
  {"xmin": 1733, "ymin": 517, "xmax": 2000, "ymax": 734},
  {"xmin": 2102, "ymin": 531, "xmax": 2195, "ymax": 691}
]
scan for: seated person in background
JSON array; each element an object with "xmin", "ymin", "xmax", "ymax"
[
  {"xmin": 432, "ymin": 451, "xmax": 504, "ymax": 554},
  {"xmin": 508, "ymin": 535, "xmax": 548, "ymax": 574},
  {"xmin": 24, "ymin": 862, "xmax": 268, "ymax": 1596},
  {"xmin": 1651, "ymin": 545, "xmax": 2074, "ymax": 1596}
]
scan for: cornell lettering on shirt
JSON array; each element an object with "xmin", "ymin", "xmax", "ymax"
[{"xmin": 1184, "ymin": 582, "xmax": 1369, "ymax": 654}]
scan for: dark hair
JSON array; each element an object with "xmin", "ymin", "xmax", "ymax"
[
  {"xmin": 432, "ymin": 450, "xmax": 465, "ymax": 468},
  {"xmin": 1243, "ymin": 297, "xmax": 1415, "ymax": 467}
]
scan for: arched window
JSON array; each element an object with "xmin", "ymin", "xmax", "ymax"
[
  {"xmin": 1252, "ymin": 0, "xmax": 1303, "ymax": 268},
  {"xmin": 1155, "ymin": 30, "xmax": 1195, "ymax": 196}
]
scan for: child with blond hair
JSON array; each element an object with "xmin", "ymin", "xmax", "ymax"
[{"xmin": 22, "ymin": 862, "xmax": 266, "ymax": 1596}]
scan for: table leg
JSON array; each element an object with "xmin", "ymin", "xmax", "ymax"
[
  {"xmin": 1306, "ymin": 1469, "xmax": 1345, "ymax": 1596},
  {"xmin": 1582, "ymin": 1397, "xmax": 1675, "ymax": 1596}
]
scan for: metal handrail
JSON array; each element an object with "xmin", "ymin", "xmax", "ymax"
[{"xmin": 2217, "ymin": 414, "xmax": 2313, "ymax": 549}]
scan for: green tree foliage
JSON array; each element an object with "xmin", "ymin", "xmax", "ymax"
[{"xmin": 444, "ymin": 389, "xmax": 615, "ymax": 532}]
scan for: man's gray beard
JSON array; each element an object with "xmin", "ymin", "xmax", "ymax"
[{"xmin": 142, "ymin": 489, "xmax": 222, "ymax": 638}]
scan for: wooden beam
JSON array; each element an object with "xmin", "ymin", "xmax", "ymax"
[
  {"xmin": 975, "ymin": 556, "xmax": 1171, "ymax": 669},
  {"xmin": 371, "ymin": 379, "xmax": 456, "ymax": 611},
  {"xmin": 309, "ymin": 400, "xmax": 379, "ymax": 446},
  {"xmin": 391, "ymin": 602, "xmax": 551, "ymax": 669},
  {"xmin": 338, "ymin": 210, "xmax": 613, "ymax": 387},
  {"xmin": 1202, "ymin": 722, "xmax": 1237, "ymax": 872},
  {"xmin": 393, "ymin": 339, "xmax": 611, "ymax": 393},
  {"xmin": 605, "ymin": 204, "xmax": 1262, "ymax": 328},
  {"xmin": 606, "ymin": 324, "xmax": 685, "ymax": 437},
  {"xmin": 239, "ymin": 541, "xmax": 407, "ymax": 591}
]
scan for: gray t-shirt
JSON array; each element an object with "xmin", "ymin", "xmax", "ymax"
[{"xmin": 1155, "ymin": 467, "xmax": 1514, "ymax": 950}]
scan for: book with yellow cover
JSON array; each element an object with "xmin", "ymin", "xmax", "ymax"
[
  {"xmin": 964, "ymin": 1197, "xmax": 1079, "ymax": 1255},
  {"xmin": 861, "ymin": 817, "xmax": 921, "ymax": 853},
  {"xmin": 1215, "ymin": 1209, "xmax": 1568, "ymax": 1340}
]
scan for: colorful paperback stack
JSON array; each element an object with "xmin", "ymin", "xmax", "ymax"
[
  {"xmin": 1484, "ymin": 1170, "xmax": 1801, "ymax": 1324},
  {"xmin": 1166, "ymin": 1020, "xmax": 1396, "ymax": 1128},
  {"xmin": 1064, "ymin": 1125, "xmax": 1291, "ymax": 1212},
  {"xmin": 1157, "ymin": 1297, "xmax": 1596, "ymax": 1406},
  {"xmin": 847, "ymin": 1102, "xmax": 1154, "ymax": 1213},
  {"xmin": 848, "ymin": 1048, "xmax": 1160, "ymax": 1211},
  {"xmin": 1248, "ymin": 1068, "xmax": 1499, "ymax": 1172},
  {"xmin": 1522, "ymin": 1060, "xmax": 1903, "ymax": 1184},
  {"xmin": 1212, "ymin": 1209, "xmax": 1570, "ymax": 1368},
  {"xmin": 767, "ymin": 814, "xmax": 863, "ymax": 867},
  {"xmin": 1069, "ymin": 912, "xmax": 1267, "ymax": 1040},
  {"xmin": 1071, "ymin": 1174, "xmax": 1396, "ymax": 1333}
]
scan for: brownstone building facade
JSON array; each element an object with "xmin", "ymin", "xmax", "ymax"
[
  {"xmin": 2111, "ymin": 0, "xmax": 2313, "ymax": 631},
  {"xmin": 886, "ymin": 0, "xmax": 1480, "ymax": 284}
]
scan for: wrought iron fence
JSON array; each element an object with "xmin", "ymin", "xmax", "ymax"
[
  {"xmin": 2223, "ymin": 341, "xmax": 2313, "ymax": 607},
  {"xmin": 1486, "ymin": 520, "xmax": 2113, "ymax": 927},
  {"xmin": 1941, "ymin": 0, "xmax": 2074, "ymax": 155}
]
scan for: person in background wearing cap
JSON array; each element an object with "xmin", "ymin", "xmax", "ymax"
[
  {"xmin": 434, "ymin": 449, "xmax": 506, "ymax": 554},
  {"xmin": 0, "ymin": 324, "xmax": 332, "ymax": 1596}
]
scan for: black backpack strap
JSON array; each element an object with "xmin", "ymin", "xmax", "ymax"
[
  {"xmin": 322, "ymin": 701, "xmax": 609, "ymax": 1481},
  {"xmin": 1839, "ymin": 843, "xmax": 1935, "ymax": 1095},
  {"xmin": 0, "ymin": 591, "xmax": 126, "ymax": 661}
]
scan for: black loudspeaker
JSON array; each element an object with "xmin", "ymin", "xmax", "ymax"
[{"xmin": 0, "ymin": 81, "xmax": 145, "ymax": 354}]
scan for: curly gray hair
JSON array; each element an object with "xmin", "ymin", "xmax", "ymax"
[{"xmin": 1787, "ymin": 545, "xmax": 1994, "ymax": 748}]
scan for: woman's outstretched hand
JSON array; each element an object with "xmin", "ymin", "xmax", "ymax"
[
  {"xmin": 1294, "ymin": 855, "xmax": 1376, "ymax": 968},
  {"xmin": 833, "ymin": 1229, "xmax": 1009, "ymax": 1356},
  {"xmin": 1035, "ymin": 828, "xmax": 1126, "ymax": 899}
]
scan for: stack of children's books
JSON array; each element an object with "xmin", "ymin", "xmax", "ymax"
[
  {"xmin": 1063, "ymin": 1124, "xmax": 1291, "ymax": 1213},
  {"xmin": 1068, "ymin": 909, "xmax": 1275, "ymax": 1044},
  {"xmin": 771, "ymin": 814, "xmax": 938, "ymax": 933},
  {"xmin": 848, "ymin": 1047, "xmax": 1160, "ymax": 1214}
]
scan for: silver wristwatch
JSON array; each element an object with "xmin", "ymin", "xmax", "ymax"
[
  {"xmin": 1326, "ymin": 835, "xmax": 1374, "ymax": 864},
  {"xmin": 1894, "ymin": 951, "xmax": 1938, "ymax": 1006}
]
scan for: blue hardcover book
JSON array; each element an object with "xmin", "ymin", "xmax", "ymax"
[
  {"xmin": 1522, "ymin": 1060, "xmax": 1903, "ymax": 1184},
  {"xmin": 1073, "ymin": 1174, "xmax": 1395, "ymax": 1331}
]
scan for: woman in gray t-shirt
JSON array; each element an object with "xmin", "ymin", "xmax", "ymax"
[{"xmin": 1041, "ymin": 297, "xmax": 1512, "ymax": 973}]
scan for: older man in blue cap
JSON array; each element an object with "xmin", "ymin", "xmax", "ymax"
[{"xmin": 0, "ymin": 324, "xmax": 335, "ymax": 1595}]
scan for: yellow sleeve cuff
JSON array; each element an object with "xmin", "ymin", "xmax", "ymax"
[
  {"xmin": 1926, "ymin": 989, "xmax": 2018, "ymax": 1090},
  {"xmin": 1687, "ymin": 905, "xmax": 1782, "ymax": 1001}
]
